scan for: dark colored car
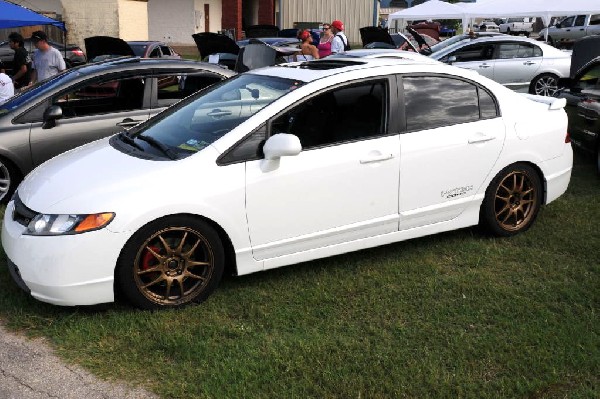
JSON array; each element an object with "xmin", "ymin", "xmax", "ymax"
[
  {"xmin": 127, "ymin": 41, "xmax": 181, "ymax": 59},
  {"xmin": 0, "ymin": 57, "xmax": 234, "ymax": 201},
  {"xmin": 359, "ymin": 26, "xmax": 438, "ymax": 53},
  {"xmin": 556, "ymin": 36, "xmax": 600, "ymax": 173},
  {"xmin": 0, "ymin": 38, "xmax": 86, "ymax": 74},
  {"xmin": 191, "ymin": 33, "xmax": 299, "ymax": 71}
]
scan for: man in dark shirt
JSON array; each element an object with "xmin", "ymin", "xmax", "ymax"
[{"xmin": 7, "ymin": 32, "xmax": 32, "ymax": 89}]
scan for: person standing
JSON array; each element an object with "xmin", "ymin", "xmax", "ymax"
[
  {"xmin": 330, "ymin": 20, "xmax": 349, "ymax": 55},
  {"xmin": 296, "ymin": 30, "xmax": 320, "ymax": 61},
  {"xmin": 29, "ymin": 30, "xmax": 66, "ymax": 84},
  {"xmin": 7, "ymin": 32, "xmax": 32, "ymax": 89},
  {"xmin": 317, "ymin": 23, "xmax": 334, "ymax": 58}
]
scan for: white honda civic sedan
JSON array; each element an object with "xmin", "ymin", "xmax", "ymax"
[{"xmin": 2, "ymin": 58, "xmax": 573, "ymax": 309}]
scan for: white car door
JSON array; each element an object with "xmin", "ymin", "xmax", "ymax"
[
  {"xmin": 244, "ymin": 79, "xmax": 401, "ymax": 261},
  {"xmin": 446, "ymin": 43, "xmax": 496, "ymax": 81},
  {"xmin": 493, "ymin": 42, "xmax": 542, "ymax": 90},
  {"xmin": 398, "ymin": 75, "xmax": 506, "ymax": 230}
]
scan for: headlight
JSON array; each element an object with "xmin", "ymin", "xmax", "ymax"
[{"xmin": 25, "ymin": 212, "xmax": 115, "ymax": 236}]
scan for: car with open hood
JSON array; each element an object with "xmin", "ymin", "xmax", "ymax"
[
  {"xmin": 0, "ymin": 57, "xmax": 234, "ymax": 202},
  {"xmin": 84, "ymin": 36, "xmax": 181, "ymax": 62},
  {"xmin": 192, "ymin": 32, "xmax": 299, "ymax": 71},
  {"xmin": 2, "ymin": 57, "xmax": 572, "ymax": 309},
  {"xmin": 555, "ymin": 36, "xmax": 600, "ymax": 173}
]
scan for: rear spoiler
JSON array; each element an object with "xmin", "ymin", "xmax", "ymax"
[{"xmin": 522, "ymin": 94, "xmax": 566, "ymax": 110}]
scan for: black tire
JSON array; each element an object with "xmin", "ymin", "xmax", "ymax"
[
  {"xmin": 0, "ymin": 158, "xmax": 21, "ymax": 204},
  {"xmin": 117, "ymin": 215, "xmax": 225, "ymax": 310},
  {"xmin": 506, "ymin": 27, "xmax": 511, "ymax": 35},
  {"xmin": 480, "ymin": 164, "xmax": 542, "ymax": 237},
  {"xmin": 529, "ymin": 73, "xmax": 559, "ymax": 96},
  {"xmin": 547, "ymin": 36, "xmax": 554, "ymax": 46}
]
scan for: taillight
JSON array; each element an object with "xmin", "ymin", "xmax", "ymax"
[
  {"xmin": 565, "ymin": 131, "xmax": 571, "ymax": 143},
  {"xmin": 72, "ymin": 50, "xmax": 84, "ymax": 56}
]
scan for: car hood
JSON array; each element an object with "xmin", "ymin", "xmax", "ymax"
[
  {"xmin": 570, "ymin": 36, "xmax": 600, "ymax": 78},
  {"xmin": 17, "ymin": 138, "xmax": 195, "ymax": 214},
  {"xmin": 84, "ymin": 36, "xmax": 135, "ymax": 60},
  {"xmin": 359, "ymin": 26, "xmax": 396, "ymax": 47},
  {"xmin": 192, "ymin": 33, "xmax": 240, "ymax": 57}
]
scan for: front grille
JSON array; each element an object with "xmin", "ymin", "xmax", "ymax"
[{"xmin": 12, "ymin": 193, "xmax": 38, "ymax": 227}]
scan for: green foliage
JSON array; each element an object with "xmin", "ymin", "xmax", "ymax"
[{"xmin": 0, "ymin": 150, "xmax": 598, "ymax": 399}]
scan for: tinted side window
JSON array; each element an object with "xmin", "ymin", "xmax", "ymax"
[
  {"xmin": 478, "ymin": 87, "xmax": 499, "ymax": 119},
  {"xmin": 271, "ymin": 80, "xmax": 386, "ymax": 149},
  {"xmin": 450, "ymin": 44, "xmax": 494, "ymax": 62},
  {"xmin": 574, "ymin": 15, "xmax": 587, "ymax": 27},
  {"xmin": 404, "ymin": 76, "xmax": 494, "ymax": 131},
  {"xmin": 52, "ymin": 77, "xmax": 146, "ymax": 118},
  {"xmin": 218, "ymin": 124, "xmax": 267, "ymax": 164}
]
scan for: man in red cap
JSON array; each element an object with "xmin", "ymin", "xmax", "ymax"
[{"xmin": 330, "ymin": 20, "xmax": 349, "ymax": 54}]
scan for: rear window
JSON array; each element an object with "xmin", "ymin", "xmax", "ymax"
[{"xmin": 129, "ymin": 44, "xmax": 148, "ymax": 57}]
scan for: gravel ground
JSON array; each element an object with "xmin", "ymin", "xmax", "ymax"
[{"xmin": 0, "ymin": 322, "xmax": 157, "ymax": 399}]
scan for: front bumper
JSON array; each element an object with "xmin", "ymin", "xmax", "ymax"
[{"xmin": 2, "ymin": 200, "xmax": 128, "ymax": 306}]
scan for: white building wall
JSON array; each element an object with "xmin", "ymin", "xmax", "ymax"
[
  {"xmin": 193, "ymin": 0, "xmax": 223, "ymax": 34},
  {"xmin": 281, "ymin": 0, "xmax": 375, "ymax": 45},
  {"xmin": 118, "ymin": 0, "xmax": 149, "ymax": 40},
  {"xmin": 148, "ymin": 0, "xmax": 196, "ymax": 44},
  {"xmin": 62, "ymin": 0, "xmax": 120, "ymax": 50}
]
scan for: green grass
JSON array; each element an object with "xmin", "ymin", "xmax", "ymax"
[{"xmin": 0, "ymin": 151, "xmax": 598, "ymax": 398}]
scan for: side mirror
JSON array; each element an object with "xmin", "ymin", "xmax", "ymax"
[
  {"xmin": 42, "ymin": 105, "xmax": 63, "ymax": 130},
  {"xmin": 447, "ymin": 55, "xmax": 457, "ymax": 64},
  {"xmin": 263, "ymin": 133, "xmax": 301, "ymax": 160}
]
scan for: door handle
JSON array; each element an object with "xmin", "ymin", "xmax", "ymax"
[
  {"xmin": 116, "ymin": 118, "xmax": 143, "ymax": 127},
  {"xmin": 479, "ymin": 64, "xmax": 491, "ymax": 69},
  {"xmin": 359, "ymin": 154, "xmax": 394, "ymax": 164},
  {"xmin": 523, "ymin": 61, "xmax": 536, "ymax": 66},
  {"xmin": 207, "ymin": 109, "xmax": 232, "ymax": 117},
  {"xmin": 468, "ymin": 134, "xmax": 496, "ymax": 144}
]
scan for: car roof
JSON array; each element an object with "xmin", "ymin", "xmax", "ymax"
[
  {"xmin": 328, "ymin": 49, "xmax": 441, "ymax": 64},
  {"xmin": 432, "ymin": 35, "xmax": 570, "ymax": 58},
  {"xmin": 248, "ymin": 57, "xmax": 470, "ymax": 83}
]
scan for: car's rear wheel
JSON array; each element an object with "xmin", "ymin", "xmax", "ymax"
[
  {"xmin": 117, "ymin": 216, "xmax": 225, "ymax": 310},
  {"xmin": 480, "ymin": 164, "xmax": 542, "ymax": 237},
  {"xmin": 0, "ymin": 158, "xmax": 21, "ymax": 204},
  {"xmin": 530, "ymin": 73, "xmax": 559, "ymax": 96}
]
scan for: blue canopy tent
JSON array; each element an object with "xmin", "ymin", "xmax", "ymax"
[{"xmin": 0, "ymin": 0, "xmax": 65, "ymax": 30}]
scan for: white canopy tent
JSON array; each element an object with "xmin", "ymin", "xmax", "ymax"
[
  {"xmin": 387, "ymin": 0, "xmax": 600, "ymax": 38},
  {"xmin": 387, "ymin": 0, "xmax": 471, "ymax": 34},
  {"xmin": 468, "ymin": 0, "xmax": 600, "ymax": 27}
]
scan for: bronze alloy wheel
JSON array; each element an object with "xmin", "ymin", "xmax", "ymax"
[
  {"xmin": 134, "ymin": 226, "xmax": 215, "ymax": 306},
  {"xmin": 493, "ymin": 170, "xmax": 539, "ymax": 232},
  {"xmin": 481, "ymin": 164, "xmax": 542, "ymax": 237},
  {"xmin": 118, "ymin": 216, "xmax": 225, "ymax": 309}
]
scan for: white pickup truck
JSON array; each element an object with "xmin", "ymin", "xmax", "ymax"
[
  {"xmin": 539, "ymin": 14, "xmax": 600, "ymax": 47},
  {"xmin": 499, "ymin": 18, "xmax": 534, "ymax": 36}
]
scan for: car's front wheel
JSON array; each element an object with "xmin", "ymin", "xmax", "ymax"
[
  {"xmin": 0, "ymin": 158, "xmax": 21, "ymax": 204},
  {"xmin": 480, "ymin": 164, "xmax": 542, "ymax": 237},
  {"xmin": 530, "ymin": 73, "xmax": 560, "ymax": 96},
  {"xmin": 117, "ymin": 216, "xmax": 225, "ymax": 310}
]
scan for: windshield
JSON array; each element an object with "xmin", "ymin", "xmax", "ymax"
[{"xmin": 122, "ymin": 73, "xmax": 303, "ymax": 158}]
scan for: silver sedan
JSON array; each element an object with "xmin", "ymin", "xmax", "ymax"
[{"xmin": 430, "ymin": 36, "xmax": 571, "ymax": 96}]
